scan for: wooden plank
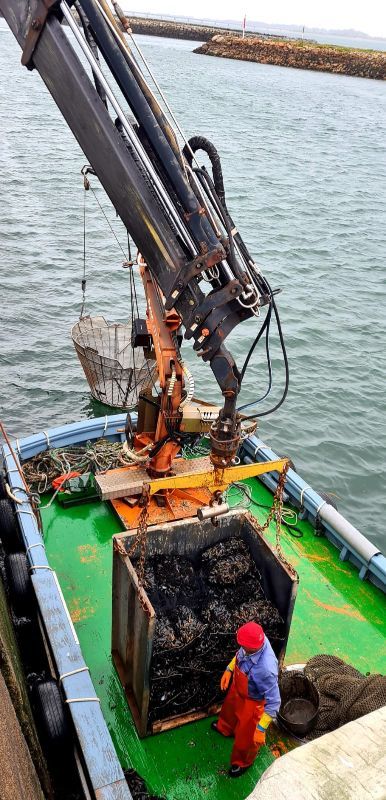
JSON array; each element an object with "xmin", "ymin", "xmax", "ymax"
[
  {"xmin": 151, "ymin": 703, "xmax": 221, "ymax": 734},
  {"xmin": 96, "ymin": 457, "xmax": 212, "ymax": 500}
]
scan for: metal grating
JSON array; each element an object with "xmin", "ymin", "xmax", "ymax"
[{"xmin": 71, "ymin": 316, "xmax": 156, "ymax": 409}]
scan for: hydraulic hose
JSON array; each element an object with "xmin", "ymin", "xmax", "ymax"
[
  {"xmin": 183, "ymin": 135, "xmax": 227, "ymax": 210},
  {"xmin": 75, "ymin": 1, "xmax": 107, "ymax": 107},
  {"xmin": 185, "ymin": 136, "xmax": 271, "ymax": 297}
]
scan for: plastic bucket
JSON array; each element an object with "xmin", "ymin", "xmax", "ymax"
[{"xmin": 278, "ymin": 670, "xmax": 319, "ymax": 736}]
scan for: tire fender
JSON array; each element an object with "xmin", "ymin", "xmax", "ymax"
[
  {"xmin": 0, "ymin": 497, "xmax": 22, "ymax": 552},
  {"xmin": 4, "ymin": 552, "xmax": 33, "ymax": 616},
  {"xmin": 32, "ymin": 679, "xmax": 71, "ymax": 757}
]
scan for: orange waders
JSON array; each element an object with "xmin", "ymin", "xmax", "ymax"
[{"xmin": 216, "ymin": 664, "xmax": 265, "ymax": 768}]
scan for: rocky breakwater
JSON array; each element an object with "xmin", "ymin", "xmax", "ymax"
[
  {"xmin": 195, "ymin": 35, "xmax": 386, "ymax": 80},
  {"xmin": 125, "ymin": 17, "xmax": 240, "ymax": 42}
]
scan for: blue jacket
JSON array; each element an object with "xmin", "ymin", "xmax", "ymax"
[{"xmin": 236, "ymin": 638, "xmax": 281, "ymax": 718}]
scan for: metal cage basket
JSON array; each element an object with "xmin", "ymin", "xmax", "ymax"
[{"xmin": 71, "ymin": 316, "xmax": 156, "ymax": 409}]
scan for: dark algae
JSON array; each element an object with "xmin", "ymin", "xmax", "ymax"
[
  {"xmin": 134, "ymin": 537, "xmax": 284, "ymax": 723},
  {"xmin": 124, "ymin": 768, "xmax": 166, "ymax": 800}
]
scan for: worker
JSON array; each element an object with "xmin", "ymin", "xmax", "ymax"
[{"xmin": 211, "ymin": 621, "xmax": 280, "ymax": 778}]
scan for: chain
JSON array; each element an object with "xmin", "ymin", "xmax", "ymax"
[
  {"xmin": 254, "ymin": 461, "xmax": 297, "ymax": 577},
  {"xmin": 126, "ymin": 489, "xmax": 150, "ymax": 585},
  {"xmin": 273, "ymin": 462, "xmax": 294, "ymax": 571}
]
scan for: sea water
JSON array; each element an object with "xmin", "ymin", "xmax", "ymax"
[{"xmin": 0, "ymin": 30, "xmax": 385, "ymax": 549}]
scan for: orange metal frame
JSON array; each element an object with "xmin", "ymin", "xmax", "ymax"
[
  {"xmin": 112, "ymin": 486, "xmax": 212, "ymax": 530},
  {"xmin": 135, "ymin": 258, "xmax": 185, "ymax": 478}
]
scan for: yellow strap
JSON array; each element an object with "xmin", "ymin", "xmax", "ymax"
[
  {"xmin": 227, "ymin": 656, "xmax": 236, "ymax": 673},
  {"xmin": 258, "ymin": 712, "xmax": 273, "ymax": 730}
]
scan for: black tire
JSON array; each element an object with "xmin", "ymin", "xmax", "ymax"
[
  {"xmin": 5, "ymin": 552, "xmax": 33, "ymax": 616},
  {"xmin": 0, "ymin": 470, "xmax": 7, "ymax": 499},
  {"xmin": 32, "ymin": 680, "xmax": 70, "ymax": 758},
  {"xmin": 15, "ymin": 617, "xmax": 47, "ymax": 674},
  {"xmin": 0, "ymin": 497, "xmax": 22, "ymax": 552}
]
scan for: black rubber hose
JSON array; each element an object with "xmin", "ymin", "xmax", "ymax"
[
  {"xmin": 194, "ymin": 167, "xmax": 239, "ymax": 276},
  {"xmin": 194, "ymin": 165, "xmax": 270, "ymax": 296},
  {"xmin": 185, "ymin": 136, "xmax": 271, "ymax": 297},
  {"xmin": 183, "ymin": 135, "xmax": 227, "ymax": 210},
  {"xmin": 241, "ymin": 294, "xmax": 289, "ymax": 420}
]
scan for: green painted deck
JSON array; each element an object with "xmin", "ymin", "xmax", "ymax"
[{"xmin": 42, "ymin": 478, "xmax": 386, "ymax": 800}]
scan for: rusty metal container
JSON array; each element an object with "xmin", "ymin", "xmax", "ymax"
[{"xmin": 112, "ymin": 510, "xmax": 298, "ymax": 737}]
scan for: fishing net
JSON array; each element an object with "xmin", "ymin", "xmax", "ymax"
[
  {"xmin": 303, "ymin": 654, "xmax": 386, "ymax": 740},
  {"xmin": 71, "ymin": 315, "xmax": 156, "ymax": 409}
]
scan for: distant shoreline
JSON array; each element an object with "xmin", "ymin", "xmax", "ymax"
[{"xmin": 194, "ymin": 35, "xmax": 386, "ymax": 80}]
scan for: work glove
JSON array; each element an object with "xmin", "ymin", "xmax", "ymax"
[
  {"xmin": 254, "ymin": 727, "xmax": 266, "ymax": 746},
  {"xmin": 254, "ymin": 712, "xmax": 273, "ymax": 746},
  {"xmin": 220, "ymin": 670, "xmax": 232, "ymax": 691}
]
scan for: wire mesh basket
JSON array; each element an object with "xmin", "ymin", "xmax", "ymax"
[{"xmin": 71, "ymin": 316, "xmax": 156, "ymax": 409}]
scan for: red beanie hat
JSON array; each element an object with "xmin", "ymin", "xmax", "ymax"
[{"xmin": 237, "ymin": 622, "xmax": 264, "ymax": 650}]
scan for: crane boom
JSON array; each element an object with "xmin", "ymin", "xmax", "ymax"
[{"xmin": 0, "ymin": 0, "xmax": 281, "ymax": 466}]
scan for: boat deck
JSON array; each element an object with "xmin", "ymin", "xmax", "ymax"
[{"xmin": 42, "ymin": 477, "xmax": 386, "ymax": 800}]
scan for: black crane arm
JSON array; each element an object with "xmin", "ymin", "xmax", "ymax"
[{"xmin": 0, "ymin": 0, "xmax": 278, "ymax": 465}]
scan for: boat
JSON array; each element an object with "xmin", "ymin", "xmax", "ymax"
[{"xmin": 0, "ymin": 0, "xmax": 385, "ymax": 798}]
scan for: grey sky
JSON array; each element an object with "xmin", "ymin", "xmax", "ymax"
[{"xmin": 123, "ymin": 1, "xmax": 386, "ymax": 38}]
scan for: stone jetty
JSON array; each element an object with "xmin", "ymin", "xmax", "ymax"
[
  {"xmin": 124, "ymin": 17, "xmax": 241, "ymax": 42},
  {"xmin": 194, "ymin": 35, "xmax": 386, "ymax": 80}
]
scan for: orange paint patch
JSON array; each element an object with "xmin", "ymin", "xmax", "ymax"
[
  {"xmin": 69, "ymin": 597, "xmax": 95, "ymax": 623},
  {"xmin": 306, "ymin": 554, "xmax": 328, "ymax": 562},
  {"xmin": 78, "ymin": 544, "xmax": 98, "ymax": 564},
  {"xmin": 304, "ymin": 589, "xmax": 365, "ymax": 621},
  {"xmin": 306, "ymin": 554, "xmax": 351, "ymax": 575}
]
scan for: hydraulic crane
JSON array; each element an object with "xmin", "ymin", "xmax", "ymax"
[{"xmin": 1, "ymin": 0, "xmax": 289, "ymax": 516}]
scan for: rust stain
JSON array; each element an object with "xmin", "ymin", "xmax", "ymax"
[
  {"xmin": 306, "ymin": 554, "xmax": 329, "ymax": 562},
  {"xmin": 69, "ymin": 597, "xmax": 95, "ymax": 623},
  {"xmin": 305, "ymin": 554, "xmax": 351, "ymax": 574},
  {"xmin": 303, "ymin": 589, "xmax": 365, "ymax": 621},
  {"xmin": 78, "ymin": 544, "xmax": 98, "ymax": 563},
  {"xmin": 269, "ymin": 739, "xmax": 289, "ymax": 758},
  {"xmin": 285, "ymin": 554, "xmax": 299, "ymax": 567},
  {"xmin": 270, "ymin": 742, "xmax": 289, "ymax": 758}
]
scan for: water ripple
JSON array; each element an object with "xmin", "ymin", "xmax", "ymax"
[{"xmin": 0, "ymin": 32, "xmax": 385, "ymax": 549}]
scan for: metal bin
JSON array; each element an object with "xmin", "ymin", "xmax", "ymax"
[{"xmin": 112, "ymin": 510, "xmax": 298, "ymax": 737}]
